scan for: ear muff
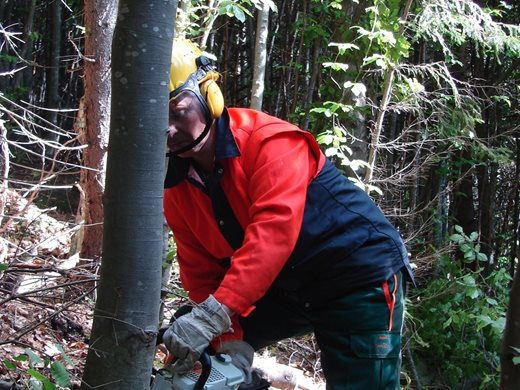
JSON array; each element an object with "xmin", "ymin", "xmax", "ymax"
[{"xmin": 199, "ymin": 70, "xmax": 224, "ymax": 119}]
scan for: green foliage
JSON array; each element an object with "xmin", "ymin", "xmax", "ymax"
[
  {"xmin": 450, "ymin": 225, "xmax": 488, "ymax": 263},
  {"xmin": 3, "ymin": 346, "xmax": 74, "ymax": 389},
  {"xmin": 164, "ymin": 230, "xmax": 177, "ymax": 268},
  {"xmin": 409, "ymin": 228, "xmax": 510, "ymax": 388},
  {"xmin": 178, "ymin": 0, "xmax": 276, "ymax": 37},
  {"xmin": 512, "ymin": 346, "xmax": 520, "ymax": 365},
  {"xmin": 315, "ymin": 123, "xmax": 380, "ymax": 194},
  {"xmin": 354, "ymin": 0, "xmax": 410, "ymax": 70},
  {"xmin": 413, "ymin": 0, "xmax": 520, "ymax": 63}
]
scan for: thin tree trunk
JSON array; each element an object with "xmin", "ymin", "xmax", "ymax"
[
  {"xmin": 10, "ymin": 0, "xmax": 36, "ymax": 94},
  {"xmin": 74, "ymin": 0, "xmax": 118, "ymax": 261},
  {"xmin": 250, "ymin": 3, "xmax": 269, "ymax": 111},
  {"xmin": 290, "ymin": 0, "xmax": 306, "ymax": 115},
  {"xmin": 452, "ymin": 149, "xmax": 478, "ymax": 268},
  {"xmin": 500, "ymin": 257, "xmax": 520, "ymax": 388},
  {"xmin": 364, "ymin": 0, "xmax": 413, "ymax": 186},
  {"xmin": 80, "ymin": 0, "xmax": 175, "ymax": 388},
  {"xmin": 510, "ymin": 137, "xmax": 520, "ymax": 279},
  {"xmin": 301, "ymin": 38, "xmax": 321, "ymax": 130},
  {"xmin": 43, "ymin": 0, "xmax": 62, "ymax": 152}
]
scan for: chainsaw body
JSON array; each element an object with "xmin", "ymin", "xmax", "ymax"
[{"xmin": 151, "ymin": 352, "xmax": 245, "ymax": 390}]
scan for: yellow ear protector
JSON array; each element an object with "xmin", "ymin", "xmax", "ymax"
[{"xmin": 196, "ymin": 56, "xmax": 224, "ymax": 119}]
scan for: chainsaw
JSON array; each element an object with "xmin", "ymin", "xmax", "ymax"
[{"xmin": 152, "ymin": 328, "xmax": 270, "ymax": 390}]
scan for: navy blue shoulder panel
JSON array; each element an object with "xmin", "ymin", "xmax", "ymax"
[{"xmin": 275, "ymin": 159, "xmax": 414, "ymax": 296}]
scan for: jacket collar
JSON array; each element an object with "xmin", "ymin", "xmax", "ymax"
[{"xmin": 164, "ymin": 108, "xmax": 239, "ymax": 188}]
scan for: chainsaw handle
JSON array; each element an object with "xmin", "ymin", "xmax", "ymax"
[
  {"xmin": 156, "ymin": 326, "xmax": 212, "ymax": 389},
  {"xmin": 194, "ymin": 351, "xmax": 211, "ymax": 390}
]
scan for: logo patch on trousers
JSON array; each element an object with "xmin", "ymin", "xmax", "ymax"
[{"xmin": 376, "ymin": 335, "xmax": 390, "ymax": 353}]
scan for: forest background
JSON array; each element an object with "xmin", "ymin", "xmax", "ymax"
[{"xmin": 0, "ymin": 0, "xmax": 519, "ymax": 389}]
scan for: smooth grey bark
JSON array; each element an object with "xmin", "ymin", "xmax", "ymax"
[
  {"xmin": 250, "ymin": 3, "xmax": 269, "ymax": 111},
  {"xmin": 80, "ymin": 1, "xmax": 175, "ymax": 388}
]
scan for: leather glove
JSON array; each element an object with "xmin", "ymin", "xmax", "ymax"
[
  {"xmin": 163, "ymin": 295, "xmax": 232, "ymax": 374},
  {"xmin": 217, "ymin": 340, "xmax": 255, "ymax": 384}
]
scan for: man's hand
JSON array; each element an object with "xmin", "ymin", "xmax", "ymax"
[
  {"xmin": 163, "ymin": 295, "xmax": 232, "ymax": 373},
  {"xmin": 217, "ymin": 340, "xmax": 255, "ymax": 384}
]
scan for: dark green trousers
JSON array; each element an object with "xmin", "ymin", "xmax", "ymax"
[{"xmin": 240, "ymin": 271, "xmax": 406, "ymax": 390}]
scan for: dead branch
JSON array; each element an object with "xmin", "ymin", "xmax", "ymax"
[{"xmin": 0, "ymin": 286, "xmax": 95, "ymax": 345}]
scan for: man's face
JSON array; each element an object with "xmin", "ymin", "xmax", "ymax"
[{"xmin": 167, "ymin": 92, "xmax": 208, "ymax": 157}]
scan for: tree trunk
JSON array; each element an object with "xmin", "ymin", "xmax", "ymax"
[
  {"xmin": 363, "ymin": 0, "xmax": 413, "ymax": 186},
  {"xmin": 250, "ymin": 3, "xmax": 269, "ymax": 111},
  {"xmin": 74, "ymin": 0, "xmax": 118, "ymax": 261},
  {"xmin": 9, "ymin": 0, "xmax": 36, "ymax": 95},
  {"xmin": 451, "ymin": 148, "xmax": 478, "ymax": 268},
  {"xmin": 500, "ymin": 258, "xmax": 520, "ymax": 389},
  {"xmin": 43, "ymin": 0, "xmax": 62, "ymax": 152},
  {"xmin": 477, "ymin": 161, "xmax": 497, "ymax": 274},
  {"xmin": 80, "ymin": 1, "xmax": 175, "ymax": 388}
]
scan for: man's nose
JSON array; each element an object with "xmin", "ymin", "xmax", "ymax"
[{"xmin": 166, "ymin": 122, "xmax": 178, "ymax": 137}]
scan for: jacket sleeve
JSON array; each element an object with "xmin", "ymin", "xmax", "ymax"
[
  {"xmin": 164, "ymin": 190, "xmax": 227, "ymax": 302},
  {"xmin": 213, "ymin": 131, "xmax": 320, "ymax": 316},
  {"xmin": 164, "ymin": 191, "xmax": 245, "ymax": 342}
]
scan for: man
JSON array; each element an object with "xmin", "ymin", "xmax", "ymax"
[{"xmin": 162, "ymin": 38, "xmax": 414, "ymax": 390}]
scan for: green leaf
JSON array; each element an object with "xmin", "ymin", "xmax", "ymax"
[
  {"xmin": 475, "ymin": 314, "xmax": 493, "ymax": 330},
  {"xmin": 462, "ymin": 275, "xmax": 476, "ymax": 286},
  {"xmin": 443, "ymin": 317, "xmax": 452, "ymax": 328},
  {"xmin": 25, "ymin": 349, "xmax": 44, "ymax": 367},
  {"xmin": 477, "ymin": 252, "xmax": 488, "ymax": 262},
  {"xmin": 513, "ymin": 356, "xmax": 520, "ymax": 365},
  {"xmin": 51, "ymin": 361, "xmax": 71, "ymax": 387},
  {"xmin": 449, "ymin": 234, "xmax": 464, "ymax": 244},
  {"xmin": 351, "ymin": 83, "xmax": 366, "ymax": 97},
  {"xmin": 14, "ymin": 354, "xmax": 28, "ymax": 362},
  {"xmin": 329, "ymin": 42, "xmax": 360, "ymax": 54},
  {"xmin": 0, "ymin": 263, "xmax": 7, "ymax": 272},
  {"xmin": 29, "ymin": 379, "xmax": 43, "ymax": 390},
  {"xmin": 363, "ymin": 54, "xmax": 386, "ymax": 66},
  {"xmin": 27, "ymin": 369, "xmax": 57, "ymax": 390},
  {"xmin": 54, "ymin": 344, "xmax": 75, "ymax": 367},
  {"xmin": 27, "ymin": 368, "xmax": 49, "ymax": 382},
  {"xmin": 325, "ymin": 147, "xmax": 338, "ymax": 157},
  {"xmin": 3, "ymin": 358, "xmax": 17, "ymax": 370},
  {"xmin": 323, "ymin": 62, "xmax": 349, "ymax": 72}
]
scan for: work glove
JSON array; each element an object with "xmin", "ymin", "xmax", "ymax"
[
  {"xmin": 217, "ymin": 340, "xmax": 255, "ymax": 385},
  {"xmin": 163, "ymin": 295, "xmax": 232, "ymax": 374}
]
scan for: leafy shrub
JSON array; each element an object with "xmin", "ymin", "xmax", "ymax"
[
  {"xmin": 409, "ymin": 226, "xmax": 510, "ymax": 389},
  {"xmin": 2, "ymin": 346, "xmax": 73, "ymax": 390}
]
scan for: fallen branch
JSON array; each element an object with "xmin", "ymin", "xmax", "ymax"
[
  {"xmin": 0, "ymin": 277, "xmax": 98, "ymax": 305},
  {"xmin": 253, "ymin": 355, "xmax": 322, "ymax": 390},
  {"xmin": 0, "ymin": 286, "xmax": 95, "ymax": 345}
]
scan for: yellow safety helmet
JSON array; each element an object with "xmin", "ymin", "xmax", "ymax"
[{"xmin": 169, "ymin": 38, "xmax": 224, "ymax": 119}]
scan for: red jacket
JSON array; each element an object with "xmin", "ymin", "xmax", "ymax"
[{"xmin": 164, "ymin": 108, "xmax": 325, "ymax": 341}]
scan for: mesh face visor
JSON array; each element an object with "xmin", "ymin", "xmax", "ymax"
[{"xmin": 169, "ymin": 69, "xmax": 212, "ymax": 123}]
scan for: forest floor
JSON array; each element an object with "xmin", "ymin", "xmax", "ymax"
[{"xmin": 0, "ymin": 188, "xmax": 325, "ymax": 389}]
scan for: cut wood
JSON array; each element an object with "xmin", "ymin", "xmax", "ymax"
[{"xmin": 252, "ymin": 355, "xmax": 323, "ymax": 390}]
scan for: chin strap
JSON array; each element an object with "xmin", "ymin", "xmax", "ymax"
[{"xmin": 167, "ymin": 118, "xmax": 212, "ymax": 157}]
